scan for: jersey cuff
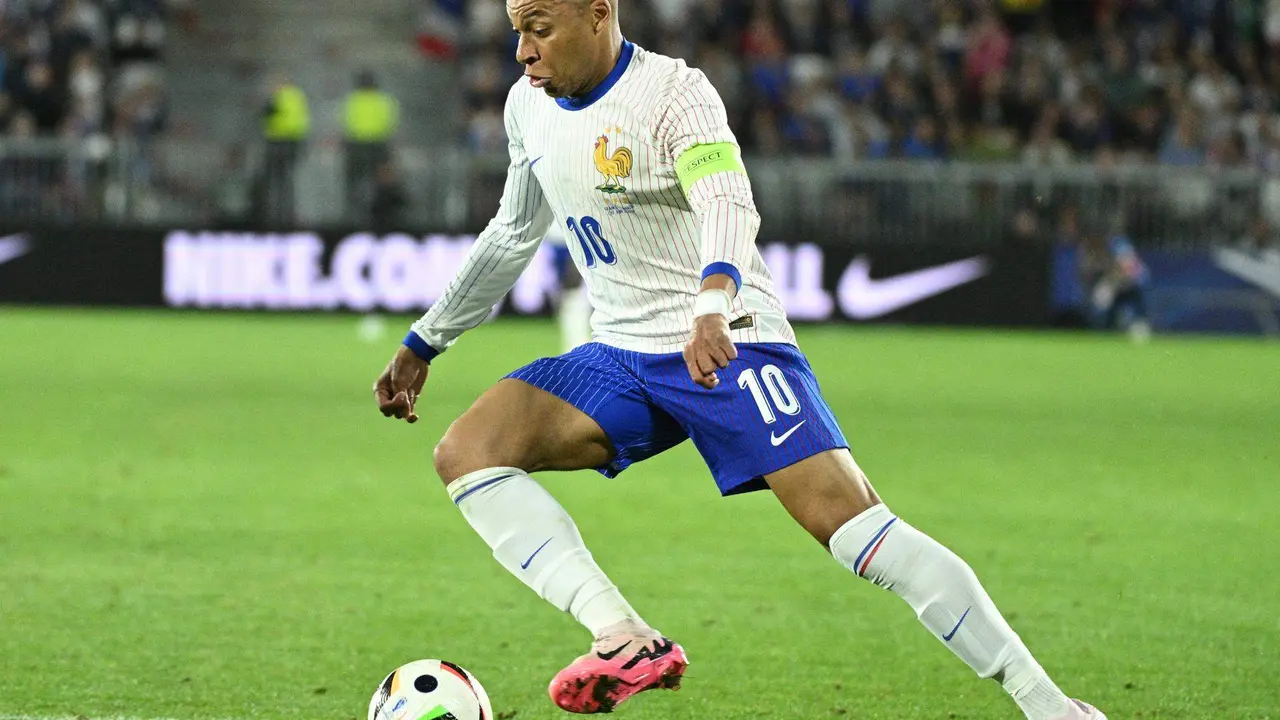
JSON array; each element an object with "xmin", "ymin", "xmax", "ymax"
[
  {"xmin": 676, "ymin": 142, "xmax": 746, "ymax": 196},
  {"xmin": 701, "ymin": 262, "xmax": 742, "ymax": 292},
  {"xmin": 402, "ymin": 331, "xmax": 442, "ymax": 363}
]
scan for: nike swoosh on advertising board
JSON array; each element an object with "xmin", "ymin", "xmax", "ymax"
[
  {"xmin": 840, "ymin": 255, "xmax": 991, "ymax": 319},
  {"xmin": 1213, "ymin": 247, "xmax": 1280, "ymax": 298},
  {"xmin": 0, "ymin": 234, "xmax": 32, "ymax": 266}
]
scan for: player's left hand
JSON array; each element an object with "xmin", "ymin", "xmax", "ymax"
[{"xmin": 683, "ymin": 314, "xmax": 738, "ymax": 389}]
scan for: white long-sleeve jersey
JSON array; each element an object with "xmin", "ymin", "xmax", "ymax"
[{"xmin": 409, "ymin": 41, "xmax": 796, "ymax": 356}]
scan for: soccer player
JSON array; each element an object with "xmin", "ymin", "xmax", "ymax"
[
  {"xmin": 1078, "ymin": 231, "xmax": 1151, "ymax": 342},
  {"xmin": 545, "ymin": 221, "xmax": 594, "ymax": 352},
  {"xmin": 373, "ymin": 1, "xmax": 1107, "ymax": 717}
]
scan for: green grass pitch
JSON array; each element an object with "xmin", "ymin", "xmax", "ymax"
[{"xmin": 1, "ymin": 308, "xmax": 1277, "ymax": 719}]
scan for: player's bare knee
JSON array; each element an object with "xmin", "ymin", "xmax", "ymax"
[
  {"xmin": 432, "ymin": 424, "xmax": 495, "ymax": 485},
  {"xmin": 432, "ymin": 433, "xmax": 466, "ymax": 486},
  {"xmin": 433, "ymin": 420, "xmax": 533, "ymax": 485}
]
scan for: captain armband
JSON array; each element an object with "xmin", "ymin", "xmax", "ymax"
[{"xmin": 675, "ymin": 142, "xmax": 747, "ymax": 197}]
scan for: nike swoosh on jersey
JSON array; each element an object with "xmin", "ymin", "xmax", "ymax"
[
  {"xmin": 0, "ymin": 234, "xmax": 32, "ymax": 266},
  {"xmin": 840, "ymin": 256, "xmax": 990, "ymax": 319},
  {"xmin": 769, "ymin": 420, "xmax": 806, "ymax": 446},
  {"xmin": 529, "ymin": 155, "xmax": 544, "ymax": 168}
]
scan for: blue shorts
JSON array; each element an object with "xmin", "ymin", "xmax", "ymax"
[
  {"xmin": 507, "ymin": 343, "xmax": 848, "ymax": 496},
  {"xmin": 550, "ymin": 243, "xmax": 574, "ymax": 279}
]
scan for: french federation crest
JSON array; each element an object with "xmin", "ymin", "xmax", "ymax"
[
  {"xmin": 593, "ymin": 133, "xmax": 632, "ymax": 194},
  {"xmin": 593, "ymin": 129, "xmax": 636, "ymax": 214}
]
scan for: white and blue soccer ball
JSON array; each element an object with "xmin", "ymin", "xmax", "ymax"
[{"xmin": 368, "ymin": 659, "xmax": 493, "ymax": 720}]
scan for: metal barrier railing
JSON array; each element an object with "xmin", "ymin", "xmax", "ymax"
[{"xmin": 3, "ymin": 137, "xmax": 1276, "ymax": 250}]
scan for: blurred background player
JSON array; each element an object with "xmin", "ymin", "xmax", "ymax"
[
  {"xmin": 1078, "ymin": 228, "xmax": 1152, "ymax": 342},
  {"xmin": 543, "ymin": 220, "xmax": 593, "ymax": 352}
]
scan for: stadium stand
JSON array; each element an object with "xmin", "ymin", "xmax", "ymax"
[
  {"xmin": 449, "ymin": 0, "xmax": 1280, "ymax": 250},
  {"xmin": 461, "ymin": 0, "xmax": 1280, "ymax": 168},
  {"xmin": 0, "ymin": 0, "xmax": 171, "ymax": 141},
  {"xmin": 0, "ymin": 0, "xmax": 170, "ymax": 219},
  {"xmin": 5, "ymin": 0, "xmax": 1280, "ymax": 252}
]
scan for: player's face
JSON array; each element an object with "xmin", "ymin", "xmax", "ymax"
[{"xmin": 508, "ymin": 0, "xmax": 608, "ymax": 98}]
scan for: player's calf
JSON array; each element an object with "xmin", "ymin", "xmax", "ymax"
[
  {"xmin": 768, "ymin": 450, "xmax": 1097, "ymax": 720},
  {"xmin": 433, "ymin": 378, "xmax": 635, "ymax": 630},
  {"xmin": 446, "ymin": 467, "xmax": 642, "ymax": 634},
  {"xmin": 447, "ymin": 466, "xmax": 667, "ymax": 712},
  {"xmin": 432, "ymin": 378, "xmax": 667, "ymax": 710}
]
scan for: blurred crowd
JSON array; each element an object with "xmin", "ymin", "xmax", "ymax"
[
  {"xmin": 463, "ymin": 0, "xmax": 1280, "ymax": 169},
  {"xmin": 0, "ymin": 0, "xmax": 168, "ymax": 219},
  {"xmin": 1, "ymin": 0, "xmax": 167, "ymax": 141}
]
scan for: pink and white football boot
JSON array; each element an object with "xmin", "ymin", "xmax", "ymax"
[
  {"xmin": 1053, "ymin": 699, "xmax": 1109, "ymax": 719},
  {"xmin": 548, "ymin": 622, "xmax": 688, "ymax": 713}
]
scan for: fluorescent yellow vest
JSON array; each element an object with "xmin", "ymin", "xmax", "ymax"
[
  {"xmin": 344, "ymin": 90, "xmax": 399, "ymax": 142},
  {"xmin": 264, "ymin": 85, "xmax": 310, "ymax": 141}
]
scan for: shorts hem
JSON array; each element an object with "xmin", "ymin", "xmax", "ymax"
[
  {"xmin": 712, "ymin": 442, "xmax": 851, "ymax": 497},
  {"xmin": 502, "ymin": 374, "xmax": 670, "ymax": 479}
]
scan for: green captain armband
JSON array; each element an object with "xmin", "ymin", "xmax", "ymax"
[{"xmin": 676, "ymin": 142, "xmax": 746, "ymax": 196}]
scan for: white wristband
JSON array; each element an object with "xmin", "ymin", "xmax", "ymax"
[{"xmin": 693, "ymin": 288, "xmax": 734, "ymax": 318}]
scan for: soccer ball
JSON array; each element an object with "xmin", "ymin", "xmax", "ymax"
[{"xmin": 367, "ymin": 659, "xmax": 494, "ymax": 720}]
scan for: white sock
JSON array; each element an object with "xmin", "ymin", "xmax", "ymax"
[
  {"xmin": 830, "ymin": 504, "xmax": 1071, "ymax": 720},
  {"xmin": 448, "ymin": 467, "xmax": 643, "ymax": 636},
  {"xmin": 558, "ymin": 286, "xmax": 592, "ymax": 352}
]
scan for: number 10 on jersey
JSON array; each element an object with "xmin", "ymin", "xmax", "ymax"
[{"xmin": 567, "ymin": 215, "xmax": 617, "ymax": 268}]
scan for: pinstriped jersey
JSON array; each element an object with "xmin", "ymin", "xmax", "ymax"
[{"xmin": 411, "ymin": 41, "xmax": 796, "ymax": 355}]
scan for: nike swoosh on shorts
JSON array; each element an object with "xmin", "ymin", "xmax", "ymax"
[{"xmin": 770, "ymin": 420, "xmax": 806, "ymax": 446}]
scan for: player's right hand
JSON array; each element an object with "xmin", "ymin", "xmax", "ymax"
[
  {"xmin": 684, "ymin": 314, "xmax": 738, "ymax": 390},
  {"xmin": 374, "ymin": 346, "xmax": 430, "ymax": 423}
]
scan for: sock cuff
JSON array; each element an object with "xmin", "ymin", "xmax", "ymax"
[
  {"xmin": 829, "ymin": 502, "xmax": 895, "ymax": 552},
  {"xmin": 447, "ymin": 467, "xmax": 526, "ymax": 505}
]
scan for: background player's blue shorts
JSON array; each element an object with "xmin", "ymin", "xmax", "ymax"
[
  {"xmin": 507, "ymin": 342, "xmax": 848, "ymax": 496},
  {"xmin": 550, "ymin": 243, "xmax": 574, "ymax": 280}
]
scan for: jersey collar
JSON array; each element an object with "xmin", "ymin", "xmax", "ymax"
[{"xmin": 556, "ymin": 39, "xmax": 635, "ymax": 111}]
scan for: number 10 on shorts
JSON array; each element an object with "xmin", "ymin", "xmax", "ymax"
[{"xmin": 737, "ymin": 365, "xmax": 802, "ymax": 424}]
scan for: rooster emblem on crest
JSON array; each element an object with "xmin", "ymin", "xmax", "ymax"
[{"xmin": 593, "ymin": 134, "xmax": 633, "ymax": 194}]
